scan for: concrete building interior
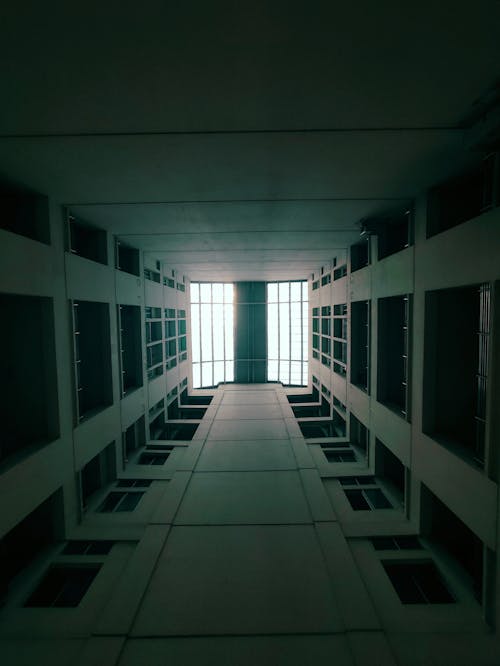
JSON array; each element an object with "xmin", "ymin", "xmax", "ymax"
[{"xmin": 1, "ymin": 3, "xmax": 500, "ymax": 665}]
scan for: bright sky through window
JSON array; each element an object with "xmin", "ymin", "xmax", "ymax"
[
  {"xmin": 267, "ymin": 281, "xmax": 308, "ymax": 385},
  {"xmin": 190, "ymin": 283, "xmax": 234, "ymax": 388}
]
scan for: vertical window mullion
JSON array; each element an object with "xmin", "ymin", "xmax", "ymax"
[
  {"xmin": 300, "ymin": 287, "xmax": 303, "ymax": 385},
  {"xmin": 288, "ymin": 283, "xmax": 291, "ymax": 384},
  {"xmin": 198, "ymin": 300, "xmax": 202, "ymax": 385},
  {"xmin": 223, "ymin": 287, "xmax": 226, "ymax": 383},
  {"xmin": 210, "ymin": 286, "xmax": 214, "ymax": 385},
  {"xmin": 277, "ymin": 283, "xmax": 280, "ymax": 383}
]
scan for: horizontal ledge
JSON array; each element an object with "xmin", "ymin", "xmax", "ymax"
[{"xmin": 0, "ymin": 126, "xmax": 461, "ymax": 139}]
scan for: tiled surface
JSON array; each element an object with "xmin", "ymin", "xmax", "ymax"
[
  {"xmin": 195, "ymin": 439, "xmax": 297, "ymax": 471},
  {"xmin": 208, "ymin": 419, "xmax": 289, "ymax": 440},
  {"xmin": 119, "ymin": 635, "xmax": 354, "ymax": 666},
  {"xmin": 174, "ymin": 471, "xmax": 311, "ymax": 524},
  {"xmin": 131, "ymin": 525, "xmax": 343, "ymax": 636},
  {"xmin": 216, "ymin": 403, "xmax": 283, "ymax": 420},
  {"xmin": 221, "ymin": 390, "xmax": 278, "ymax": 405}
]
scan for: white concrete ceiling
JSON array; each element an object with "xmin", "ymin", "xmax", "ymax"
[{"xmin": 1, "ymin": 1, "xmax": 499, "ymax": 280}]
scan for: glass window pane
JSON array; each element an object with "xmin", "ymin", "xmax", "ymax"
[
  {"xmin": 268, "ymin": 360, "xmax": 278, "ymax": 381},
  {"xmin": 302, "ymin": 301, "xmax": 308, "ymax": 358},
  {"xmin": 268, "ymin": 283, "xmax": 278, "ymax": 303},
  {"xmin": 202, "ymin": 361, "xmax": 213, "ymax": 387},
  {"xmin": 193, "ymin": 363, "xmax": 201, "ymax": 388},
  {"xmin": 190, "ymin": 283, "xmax": 199, "ymax": 302},
  {"xmin": 191, "ymin": 304, "xmax": 200, "ymax": 363},
  {"xmin": 200, "ymin": 283, "xmax": 211, "ymax": 302},
  {"xmin": 267, "ymin": 303, "xmax": 278, "ymax": 359},
  {"xmin": 200, "ymin": 304, "xmax": 212, "ymax": 361},
  {"xmin": 345, "ymin": 489, "xmax": 370, "ymax": 510},
  {"xmin": 279, "ymin": 282, "xmax": 289, "ymax": 302},
  {"xmin": 213, "ymin": 304, "xmax": 224, "ymax": 360},
  {"xmin": 279, "ymin": 363, "xmax": 290, "ymax": 385},
  {"xmin": 290, "ymin": 282, "xmax": 301, "ymax": 302},
  {"xmin": 365, "ymin": 488, "xmax": 392, "ymax": 509},
  {"xmin": 290, "ymin": 302, "xmax": 302, "ymax": 360},
  {"xmin": 225, "ymin": 360, "xmax": 234, "ymax": 382},
  {"xmin": 224, "ymin": 305, "xmax": 234, "ymax": 360},
  {"xmin": 213, "ymin": 360, "xmax": 224, "ymax": 385},
  {"xmin": 116, "ymin": 492, "xmax": 143, "ymax": 512},
  {"xmin": 279, "ymin": 302, "xmax": 290, "ymax": 359},
  {"xmin": 212, "ymin": 283, "xmax": 224, "ymax": 303},
  {"xmin": 266, "ymin": 281, "xmax": 308, "ymax": 386},
  {"xmin": 99, "ymin": 492, "xmax": 123, "ymax": 512},
  {"xmin": 224, "ymin": 283, "xmax": 233, "ymax": 303}
]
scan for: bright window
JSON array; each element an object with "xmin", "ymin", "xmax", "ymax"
[
  {"xmin": 190, "ymin": 283, "xmax": 234, "ymax": 388},
  {"xmin": 267, "ymin": 281, "xmax": 308, "ymax": 385}
]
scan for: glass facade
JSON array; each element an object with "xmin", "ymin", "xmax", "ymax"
[
  {"xmin": 267, "ymin": 281, "xmax": 308, "ymax": 385},
  {"xmin": 190, "ymin": 282, "xmax": 234, "ymax": 388}
]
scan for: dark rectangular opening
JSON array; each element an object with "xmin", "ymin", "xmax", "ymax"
[
  {"xmin": 375, "ymin": 438, "xmax": 405, "ymax": 506},
  {"xmin": 62, "ymin": 540, "xmax": 114, "ymax": 555},
  {"xmin": 147, "ymin": 342, "xmax": 163, "ymax": 369},
  {"xmin": 0, "ymin": 294, "xmax": 59, "ymax": 465},
  {"xmin": 160, "ymin": 422, "xmax": 199, "ymax": 440},
  {"xmin": 292, "ymin": 396, "xmax": 330, "ymax": 418},
  {"xmin": 149, "ymin": 410, "xmax": 165, "ymax": 441},
  {"xmin": 427, "ymin": 166, "xmax": 483, "ymax": 238},
  {"xmin": 321, "ymin": 273, "xmax": 331, "ymax": 286},
  {"xmin": 165, "ymin": 320, "xmax": 176, "ymax": 338},
  {"xmin": 119, "ymin": 305, "xmax": 143, "ymax": 394},
  {"xmin": 350, "ymin": 239, "xmax": 369, "ymax": 272},
  {"xmin": 80, "ymin": 442, "xmax": 116, "ymax": 511},
  {"xmin": 324, "ymin": 447, "xmax": 356, "ymax": 463},
  {"xmin": 1, "ymin": 490, "xmax": 63, "ymax": 606},
  {"xmin": 340, "ymin": 477, "xmax": 392, "ymax": 509},
  {"xmin": 138, "ymin": 452, "xmax": 169, "ymax": 465},
  {"xmin": 144, "ymin": 268, "xmax": 161, "ymax": 283},
  {"xmin": 333, "ymin": 265, "xmax": 347, "ymax": 280},
  {"xmin": 333, "ymin": 340, "xmax": 347, "ymax": 363},
  {"xmin": 123, "ymin": 415, "xmax": 146, "ymax": 461},
  {"xmin": 167, "ymin": 398, "xmax": 206, "ymax": 420},
  {"xmin": 72, "ymin": 301, "xmax": 113, "ymax": 421},
  {"xmin": 98, "ymin": 491, "xmax": 144, "ymax": 511},
  {"xmin": 333, "ymin": 397, "xmax": 346, "ymax": 414},
  {"xmin": 299, "ymin": 412, "xmax": 346, "ymax": 438},
  {"xmin": 146, "ymin": 321, "xmax": 162, "ymax": 343},
  {"xmin": 147, "ymin": 365, "xmax": 164, "ymax": 381},
  {"xmin": 377, "ymin": 295, "xmax": 410, "ymax": 418},
  {"xmin": 145, "ymin": 307, "xmax": 162, "ymax": 319},
  {"xmin": 339, "ymin": 475, "xmax": 375, "ymax": 486},
  {"xmin": 166, "ymin": 339, "xmax": 177, "ymax": 357},
  {"xmin": 383, "ymin": 561, "xmax": 454, "ymax": 604},
  {"xmin": 116, "ymin": 241, "xmax": 140, "ymax": 276},
  {"xmin": 321, "ymin": 336, "xmax": 331, "ymax": 355},
  {"xmin": 371, "ymin": 535, "xmax": 422, "ymax": 550},
  {"xmin": 344, "ymin": 487, "xmax": 391, "ymax": 510},
  {"xmin": 350, "ymin": 413, "xmax": 368, "ymax": 459},
  {"xmin": 350, "ymin": 300, "xmax": 370, "ymax": 393},
  {"xmin": 377, "ymin": 212, "xmax": 410, "ymax": 260},
  {"xmin": 333, "ymin": 317, "xmax": 347, "ymax": 340},
  {"xmin": 116, "ymin": 479, "xmax": 152, "ymax": 488},
  {"xmin": 25, "ymin": 565, "xmax": 101, "ymax": 607},
  {"xmin": 421, "ymin": 485, "xmax": 484, "ymax": 603},
  {"xmin": 423, "ymin": 284, "xmax": 490, "ymax": 466},
  {"xmin": 68, "ymin": 216, "xmax": 107, "ymax": 264},
  {"xmin": 0, "ymin": 186, "xmax": 50, "ymax": 244},
  {"xmin": 180, "ymin": 388, "xmax": 213, "ymax": 405}
]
